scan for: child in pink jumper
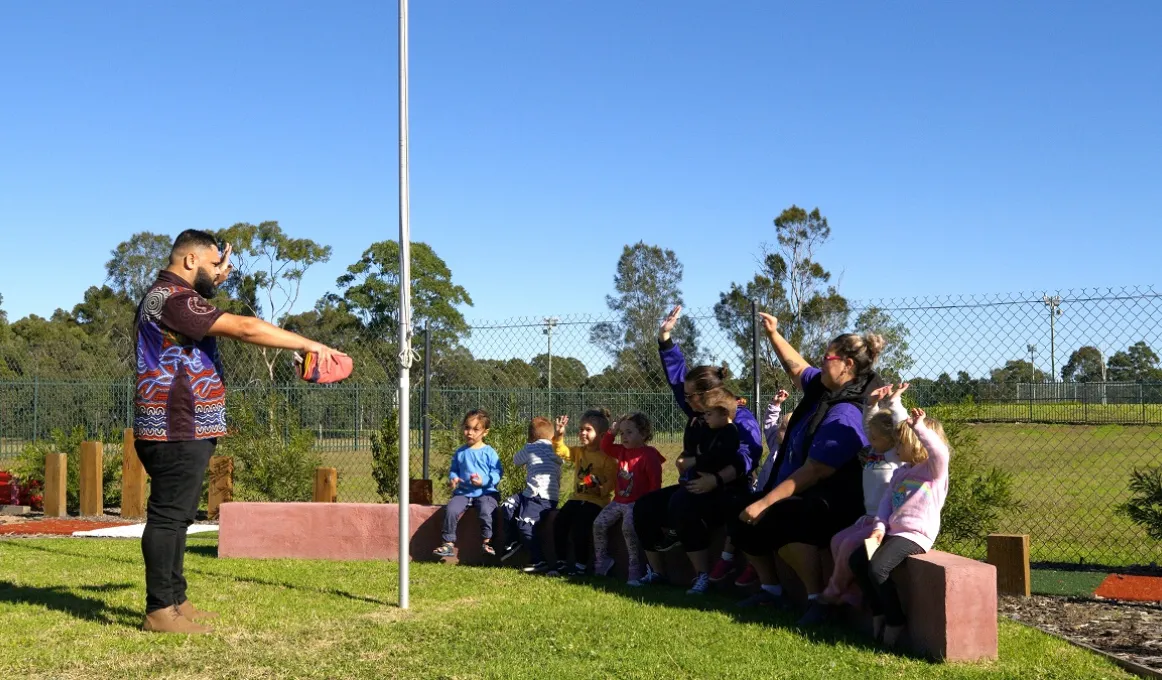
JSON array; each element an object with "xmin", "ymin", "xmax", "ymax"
[
  {"xmin": 819, "ymin": 383, "xmax": 909, "ymax": 607},
  {"xmin": 851, "ymin": 407, "xmax": 950, "ymax": 648}
]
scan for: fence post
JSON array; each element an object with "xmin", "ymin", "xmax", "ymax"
[
  {"xmin": 1142, "ymin": 383, "xmax": 1147, "ymax": 424},
  {"xmin": 987, "ymin": 534, "xmax": 1031, "ymax": 597},
  {"xmin": 312, "ymin": 467, "xmax": 337, "ymax": 502},
  {"xmin": 208, "ymin": 456, "xmax": 233, "ymax": 520},
  {"xmin": 79, "ymin": 441, "xmax": 104, "ymax": 517},
  {"xmin": 120, "ymin": 428, "xmax": 146, "ymax": 520},
  {"xmin": 751, "ymin": 300, "xmax": 761, "ymax": 412},
  {"xmin": 422, "ymin": 322, "xmax": 431, "ymax": 480},
  {"xmin": 354, "ymin": 383, "xmax": 361, "ymax": 452},
  {"xmin": 44, "ymin": 452, "xmax": 66, "ymax": 517},
  {"xmin": 33, "ymin": 376, "xmax": 39, "ymax": 442}
]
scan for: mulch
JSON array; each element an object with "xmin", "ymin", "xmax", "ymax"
[
  {"xmin": 0, "ymin": 516, "xmax": 135, "ymax": 536},
  {"xmin": 1001, "ymin": 594, "xmax": 1162, "ymax": 674}
]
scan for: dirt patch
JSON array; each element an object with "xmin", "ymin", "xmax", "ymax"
[
  {"xmin": 0, "ymin": 516, "xmax": 135, "ymax": 536},
  {"xmin": 1001, "ymin": 594, "xmax": 1162, "ymax": 673},
  {"xmin": 1096, "ymin": 575, "xmax": 1162, "ymax": 603}
]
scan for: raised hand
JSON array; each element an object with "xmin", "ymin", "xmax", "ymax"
[
  {"xmin": 215, "ymin": 242, "xmax": 234, "ymax": 285},
  {"xmin": 757, "ymin": 312, "xmax": 779, "ymax": 338},
  {"xmin": 896, "ymin": 382, "xmax": 911, "ymax": 399},
  {"xmin": 868, "ymin": 384, "xmax": 894, "ymax": 405},
  {"xmin": 659, "ymin": 305, "xmax": 682, "ymax": 341},
  {"xmin": 907, "ymin": 407, "xmax": 926, "ymax": 428},
  {"xmin": 554, "ymin": 415, "xmax": 569, "ymax": 438},
  {"xmin": 773, "ymin": 389, "xmax": 790, "ymax": 406}
]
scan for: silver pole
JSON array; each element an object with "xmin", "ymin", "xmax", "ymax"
[{"xmin": 397, "ymin": 0, "xmax": 412, "ymax": 610}]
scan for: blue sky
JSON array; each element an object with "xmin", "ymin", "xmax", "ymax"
[{"xmin": 2, "ymin": 0, "xmax": 1160, "ymax": 336}]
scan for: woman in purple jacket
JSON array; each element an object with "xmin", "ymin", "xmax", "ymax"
[
  {"xmin": 630, "ymin": 306, "xmax": 764, "ymax": 594},
  {"xmin": 731, "ymin": 312, "xmax": 884, "ymax": 621}
]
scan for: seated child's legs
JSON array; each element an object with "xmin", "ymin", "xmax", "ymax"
[
  {"xmin": 553, "ymin": 500, "xmax": 581, "ymax": 561},
  {"xmin": 475, "ymin": 493, "xmax": 500, "ymax": 540},
  {"xmin": 867, "ymin": 535, "xmax": 925, "ymax": 626},
  {"xmin": 620, "ymin": 502, "xmax": 642, "ymax": 581},
  {"xmin": 442, "ymin": 495, "xmax": 472, "ymax": 544},
  {"xmin": 591, "ymin": 502, "xmax": 622, "ymax": 564},
  {"xmin": 822, "ymin": 522, "xmax": 874, "ymax": 603}
]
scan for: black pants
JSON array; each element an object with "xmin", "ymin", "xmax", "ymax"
[
  {"xmin": 849, "ymin": 535, "xmax": 925, "ymax": 626},
  {"xmin": 553, "ymin": 499, "xmax": 602, "ymax": 565},
  {"xmin": 729, "ymin": 486, "xmax": 864, "ymax": 555},
  {"xmin": 136, "ymin": 439, "xmax": 214, "ymax": 614},
  {"xmin": 632, "ymin": 484, "xmax": 743, "ymax": 553}
]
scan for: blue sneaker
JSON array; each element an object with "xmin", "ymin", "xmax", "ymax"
[{"xmin": 686, "ymin": 572, "xmax": 712, "ymax": 595}]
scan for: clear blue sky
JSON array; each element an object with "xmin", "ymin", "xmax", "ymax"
[{"xmin": 2, "ymin": 1, "xmax": 1160, "ymax": 330}]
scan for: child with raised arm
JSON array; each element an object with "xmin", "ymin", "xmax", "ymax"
[
  {"xmin": 851, "ymin": 407, "xmax": 951, "ymax": 648},
  {"xmin": 800, "ymin": 384, "xmax": 909, "ymax": 622},
  {"xmin": 713, "ymin": 389, "xmax": 791, "ymax": 587},
  {"xmin": 548, "ymin": 409, "xmax": 618, "ymax": 576},
  {"xmin": 500, "ymin": 417, "xmax": 563, "ymax": 573},
  {"xmin": 592, "ymin": 413, "xmax": 665, "ymax": 586},
  {"xmin": 434, "ymin": 409, "xmax": 503, "ymax": 559}
]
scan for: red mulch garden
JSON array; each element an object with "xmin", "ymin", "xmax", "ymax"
[{"xmin": 1095, "ymin": 574, "xmax": 1162, "ymax": 603}]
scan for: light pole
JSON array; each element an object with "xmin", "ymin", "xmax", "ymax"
[
  {"xmin": 1098, "ymin": 347, "xmax": 1108, "ymax": 406},
  {"xmin": 1027, "ymin": 344, "xmax": 1037, "ymax": 383},
  {"xmin": 543, "ymin": 317, "xmax": 559, "ymax": 391},
  {"xmin": 1043, "ymin": 295, "xmax": 1063, "ymax": 382}
]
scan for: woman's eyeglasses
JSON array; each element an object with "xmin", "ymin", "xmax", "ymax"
[{"xmin": 822, "ymin": 355, "xmax": 845, "ymax": 363}]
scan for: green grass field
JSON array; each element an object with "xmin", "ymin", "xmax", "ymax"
[{"xmin": 0, "ymin": 535, "xmax": 1137, "ymax": 679}]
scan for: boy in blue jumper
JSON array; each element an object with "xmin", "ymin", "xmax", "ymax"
[{"xmin": 434, "ymin": 409, "xmax": 504, "ymax": 558}]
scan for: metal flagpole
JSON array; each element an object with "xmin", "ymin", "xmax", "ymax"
[{"xmin": 397, "ymin": 0, "xmax": 412, "ymax": 610}]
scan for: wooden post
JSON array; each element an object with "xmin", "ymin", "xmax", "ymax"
[
  {"xmin": 120, "ymin": 429, "xmax": 146, "ymax": 519},
  {"xmin": 312, "ymin": 467, "xmax": 337, "ymax": 503},
  {"xmin": 79, "ymin": 441, "xmax": 104, "ymax": 517},
  {"xmin": 207, "ymin": 456, "xmax": 233, "ymax": 521},
  {"xmin": 409, "ymin": 479, "xmax": 433, "ymax": 506},
  {"xmin": 44, "ymin": 453, "xmax": 67, "ymax": 517},
  {"xmin": 987, "ymin": 533, "xmax": 1031, "ymax": 597}
]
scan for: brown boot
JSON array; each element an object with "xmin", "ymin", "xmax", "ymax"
[
  {"xmin": 143, "ymin": 605, "xmax": 212, "ymax": 634},
  {"xmin": 177, "ymin": 600, "xmax": 220, "ymax": 621}
]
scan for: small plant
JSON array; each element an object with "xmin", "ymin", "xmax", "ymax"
[
  {"xmin": 370, "ymin": 409, "xmax": 401, "ymax": 503},
  {"xmin": 1118, "ymin": 466, "xmax": 1162, "ymax": 541},
  {"xmin": 218, "ymin": 390, "xmax": 321, "ymax": 502}
]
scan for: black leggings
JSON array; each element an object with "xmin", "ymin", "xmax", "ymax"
[
  {"xmin": 553, "ymin": 499, "xmax": 602, "ymax": 565},
  {"xmin": 729, "ymin": 487, "xmax": 863, "ymax": 555},
  {"xmin": 632, "ymin": 484, "xmax": 745, "ymax": 553},
  {"xmin": 849, "ymin": 535, "xmax": 925, "ymax": 626}
]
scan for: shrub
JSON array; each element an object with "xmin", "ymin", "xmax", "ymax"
[
  {"xmin": 371, "ymin": 409, "xmax": 401, "ymax": 503},
  {"xmin": 925, "ymin": 401, "xmax": 1023, "ymax": 548},
  {"xmin": 13, "ymin": 426, "xmax": 123, "ymax": 512},
  {"xmin": 218, "ymin": 390, "xmax": 321, "ymax": 502},
  {"xmin": 1119, "ymin": 466, "xmax": 1162, "ymax": 541}
]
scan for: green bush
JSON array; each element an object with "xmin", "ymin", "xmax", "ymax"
[
  {"xmin": 370, "ymin": 409, "xmax": 401, "ymax": 503},
  {"xmin": 14, "ymin": 426, "xmax": 123, "ymax": 512},
  {"xmin": 926, "ymin": 401, "xmax": 1023, "ymax": 547},
  {"xmin": 217, "ymin": 390, "xmax": 321, "ymax": 502},
  {"xmin": 1118, "ymin": 466, "xmax": 1162, "ymax": 540}
]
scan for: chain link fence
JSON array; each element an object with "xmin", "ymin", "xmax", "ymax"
[{"xmin": 2, "ymin": 287, "xmax": 1161, "ymax": 567}]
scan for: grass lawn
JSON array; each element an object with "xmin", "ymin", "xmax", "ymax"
[{"xmin": 0, "ymin": 535, "xmax": 1138, "ymax": 679}]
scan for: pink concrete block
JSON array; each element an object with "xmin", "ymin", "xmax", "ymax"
[{"xmin": 899, "ymin": 551, "xmax": 998, "ymax": 662}]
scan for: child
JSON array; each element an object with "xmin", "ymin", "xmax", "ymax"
[
  {"xmin": 548, "ymin": 409, "xmax": 618, "ymax": 576},
  {"xmin": 434, "ymin": 409, "xmax": 503, "ymax": 559},
  {"xmin": 802, "ymin": 384, "xmax": 909, "ymax": 621},
  {"xmin": 501, "ymin": 416, "xmax": 564, "ymax": 573},
  {"xmin": 851, "ymin": 407, "xmax": 950, "ymax": 648},
  {"xmin": 712, "ymin": 389, "xmax": 790, "ymax": 587},
  {"xmin": 592, "ymin": 413, "xmax": 665, "ymax": 586}
]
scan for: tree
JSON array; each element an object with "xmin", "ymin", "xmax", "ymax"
[
  {"xmin": 213, "ymin": 221, "xmax": 332, "ymax": 382},
  {"xmin": 990, "ymin": 360, "xmax": 1046, "ymax": 384},
  {"xmin": 1061, "ymin": 346, "xmax": 1105, "ymax": 383},
  {"xmin": 65, "ymin": 286, "xmax": 138, "ymax": 377},
  {"xmin": 854, "ymin": 307, "xmax": 913, "ymax": 382},
  {"xmin": 590, "ymin": 242, "xmax": 698, "ymax": 389},
  {"xmin": 105, "ymin": 232, "xmax": 172, "ymax": 300},
  {"xmin": 335, "ymin": 240, "xmax": 473, "ymax": 378},
  {"xmin": 713, "ymin": 255, "xmax": 790, "ymax": 389},
  {"xmin": 1107, "ymin": 341, "xmax": 1162, "ymax": 383},
  {"xmin": 530, "ymin": 354, "xmax": 589, "ymax": 390}
]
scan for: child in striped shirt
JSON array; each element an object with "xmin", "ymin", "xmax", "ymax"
[{"xmin": 501, "ymin": 417, "xmax": 563, "ymax": 572}]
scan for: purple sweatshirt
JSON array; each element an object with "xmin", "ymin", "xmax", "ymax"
[
  {"xmin": 659, "ymin": 339, "xmax": 762, "ymax": 475},
  {"xmin": 874, "ymin": 419, "xmax": 951, "ymax": 551}
]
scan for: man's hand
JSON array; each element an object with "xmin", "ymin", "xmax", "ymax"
[
  {"xmin": 214, "ymin": 243, "xmax": 234, "ymax": 285},
  {"xmin": 304, "ymin": 342, "xmax": 348, "ymax": 372}
]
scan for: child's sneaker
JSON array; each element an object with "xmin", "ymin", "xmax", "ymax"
[
  {"xmin": 655, "ymin": 532, "xmax": 683, "ymax": 553},
  {"xmin": 708, "ymin": 558, "xmax": 736, "ymax": 582},
  {"xmin": 636, "ymin": 566, "xmax": 667, "ymax": 586},
  {"xmin": 500, "ymin": 541, "xmax": 522, "ymax": 561},
  {"xmin": 481, "ymin": 540, "xmax": 496, "ymax": 557},
  {"xmin": 522, "ymin": 561, "xmax": 550, "ymax": 574},
  {"xmin": 432, "ymin": 542, "xmax": 455, "ymax": 558},
  {"xmin": 594, "ymin": 556, "xmax": 615, "ymax": 577},
  {"xmin": 734, "ymin": 564, "xmax": 759, "ymax": 587},
  {"xmin": 687, "ymin": 571, "xmax": 712, "ymax": 595}
]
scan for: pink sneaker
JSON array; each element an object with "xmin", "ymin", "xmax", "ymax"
[
  {"xmin": 708, "ymin": 558, "xmax": 736, "ymax": 583},
  {"xmin": 734, "ymin": 564, "xmax": 759, "ymax": 587}
]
